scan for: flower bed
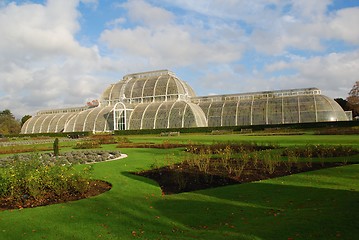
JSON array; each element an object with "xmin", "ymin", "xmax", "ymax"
[
  {"xmin": 135, "ymin": 143, "xmax": 358, "ymax": 194},
  {"xmin": 0, "ymin": 150, "xmax": 122, "ymax": 166}
]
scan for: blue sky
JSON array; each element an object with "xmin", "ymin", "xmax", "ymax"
[{"xmin": 1, "ymin": 0, "xmax": 359, "ymax": 117}]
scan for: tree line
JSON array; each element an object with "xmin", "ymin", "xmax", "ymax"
[{"xmin": 0, "ymin": 110, "xmax": 31, "ymax": 135}]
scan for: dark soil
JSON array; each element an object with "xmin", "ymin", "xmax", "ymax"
[
  {"xmin": 0, "ymin": 180, "xmax": 112, "ymax": 210},
  {"xmin": 136, "ymin": 160, "xmax": 353, "ymax": 194}
]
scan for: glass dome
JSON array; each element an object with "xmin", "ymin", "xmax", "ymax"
[{"xmin": 101, "ymin": 70, "xmax": 196, "ymax": 105}]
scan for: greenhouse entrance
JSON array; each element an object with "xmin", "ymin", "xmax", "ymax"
[{"xmin": 113, "ymin": 103, "xmax": 132, "ymax": 131}]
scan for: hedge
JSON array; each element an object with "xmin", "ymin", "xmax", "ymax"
[
  {"xmin": 5, "ymin": 121, "xmax": 358, "ymax": 138},
  {"xmin": 114, "ymin": 121, "xmax": 359, "ymax": 136},
  {"xmin": 5, "ymin": 132, "xmax": 92, "ymax": 138}
]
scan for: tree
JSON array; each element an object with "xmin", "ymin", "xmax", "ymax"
[
  {"xmin": 0, "ymin": 109, "xmax": 21, "ymax": 134},
  {"xmin": 334, "ymin": 98, "xmax": 350, "ymax": 111},
  {"xmin": 0, "ymin": 109, "xmax": 14, "ymax": 118},
  {"xmin": 347, "ymin": 81, "xmax": 359, "ymax": 117},
  {"xmin": 21, "ymin": 115, "xmax": 32, "ymax": 127}
]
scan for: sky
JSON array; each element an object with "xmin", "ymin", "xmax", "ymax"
[{"xmin": 1, "ymin": 0, "xmax": 359, "ymax": 118}]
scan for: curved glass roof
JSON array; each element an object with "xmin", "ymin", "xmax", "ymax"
[{"xmin": 101, "ymin": 70, "xmax": 196, "ymax": 105}]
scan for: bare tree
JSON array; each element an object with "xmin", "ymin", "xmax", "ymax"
[{"xmin": 347, "ymin": 81, "xmax": 359, "ymax": 117}]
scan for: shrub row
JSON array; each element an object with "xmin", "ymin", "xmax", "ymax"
[
  {"xmin": 114, "ymin": 121, "xmax": 359, "ymax": 136},
  {"xmin": 315, "ymin": 127, "xmax": 359, "ymax": 135},
  {"xmin": 282, "ymin": 145, "xmax": 358, "ymax": 158},
  {"xmin": 5, "ymin": 132, "xmax": 91, "ymax": 138},
  {"xmin": 5, "ymin": 120, "xmax": 358, "ymax": 138},
  {"xmin": 185, "ymin": 141, "xmax": 279, "ymax": 154}
]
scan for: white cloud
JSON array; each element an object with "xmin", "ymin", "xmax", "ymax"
[
  {"xmin": 122, "ymin": 0, "xmax": 174, "ymax": 27},
  {"xmin": 289, "ymin": 0, "xmax": 331, "ymax": 21},
  {"xmin": 162, "ymin": 1, "xmax": 359, "ymax": 55},
  {"xmin": 159, "ymin": 0, "xmax": 284, "ymax": 23},
  {"xmin": 0, "ymin": 0, "xmax": 106, "ymax": 118},
  {"xmin": 265, "ymin": 51, "xmax": 359, "ymax": 97},
  {"xmin": 1, "ymin": 0, "xmax": 359, "ymax": 119},
  {"xmin": 329, "ymin": 7, "xmax": 359, "ymax": 44},
  {"xmin": 106, "ymin": 17, "xmax": 126, "ymax": 28},
  {"xmin": 197, "ymin": 50, "xmax": 359, "ymax": 99},
  {"xmin": 101, "ymin": 0, "xmax": 245, "ymax": 68}
]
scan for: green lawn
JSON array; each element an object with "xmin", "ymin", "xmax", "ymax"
[{"xmin": 0, "ymin": 134, "xmax": 358, "ymax": 239}]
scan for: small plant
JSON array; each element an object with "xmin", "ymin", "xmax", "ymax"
[
  {"xmin": 305, "ymin": 157, "xmax": 313, "ymax": 168},
  {"xmin": 173, "ymin": 170, "xmax": 188, "ymax": 191},
  {"xmin": 150, "ymin": 159, "xmax": 160, "ymax": 170},
  {"xmin": 232, "ymin": 151, "xmax": 250, "ymax": 178},
  {"xmin": 165, "ymin": 154, "xmax": 176, "ymax": 170},
  {"xmin": 284, "ymin": 149, "xmax": 297, "ymax": 172},
  {"xmin": 263, "ymin": 151, "xmax": 280, "ymax": 174},
  {"xmin": 251, "ymin": 151, "xmax": 260, "ymax": 168},
  {"xmin": 217, "ymin": 145, "xmax": 232, "ymax": 171},
  {"xmin": 197, "ymin": 148, "xmax": 211, "ymax": 173}
]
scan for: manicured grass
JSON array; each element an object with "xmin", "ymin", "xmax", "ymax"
[{"xmin": 0, "ymin": 134, "xmax": 358, "ymax": 239}]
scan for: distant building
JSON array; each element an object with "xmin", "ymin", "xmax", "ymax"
[{"xmin": 21, "ymin": 70, "xmax": 349, "ymax": 134}]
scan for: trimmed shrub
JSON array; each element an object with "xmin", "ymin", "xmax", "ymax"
[{"xmin": 53, "ymin": 138, "xmax": 59, "ymax": 156}]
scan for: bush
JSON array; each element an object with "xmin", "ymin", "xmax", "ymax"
[
  {"xmin": 117, "ymin": 137, "xmax": 131, "ymax": 143},
  {"xmin": 90, "ymin": 135, "xmax": 117, "ymax": 144},
  {"xmin": 73, "ymin": 140, "xmax": 101, "ymax": 149},
  {"xmin": 0, "ymin": 155, "xmax": 93, "ymax": 204}
]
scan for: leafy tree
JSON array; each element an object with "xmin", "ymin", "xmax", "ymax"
[
  {"xmin": 1, "ymin": 109, "xmax": 12, "ymax": 115},
  {"xmin": 21, "ymin": 115, "xmax": 32, "ymax": 127},
  {"xmin": 0, "ymin": 109, "xmax": 14, "ymax": 118},
  {"xmin": 334, "ymin": 98, "xmax": 350, "ymax": 111},
  {"xmin": 0, "ymin": 109, "xmax": 21, "ymax": 135},
  {"xmin": 347, "ymin": 81, "xmax": 359, "ymax": 117}
]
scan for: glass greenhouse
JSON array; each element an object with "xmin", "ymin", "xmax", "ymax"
[{"xmin": 21, "ymin": 70, "xmax": 349, "ymax": 134}]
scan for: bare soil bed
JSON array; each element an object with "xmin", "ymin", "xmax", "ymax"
[
  {"xmin": 136, "ymin": 160, "xmax": 353, "ymax": 194},
  {"xmin": 0, "ymin": 180, "xmax": 112, "ymax": 210}
]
